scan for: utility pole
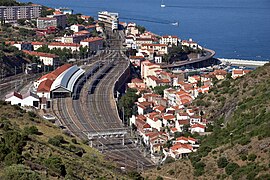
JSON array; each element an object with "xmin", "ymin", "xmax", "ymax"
[{"xmin": 122, "ymin": 106, "xmax": 125, "ymax": 124}]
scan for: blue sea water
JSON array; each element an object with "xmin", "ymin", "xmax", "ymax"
[{"xmin": 19, "ymin": 0, "xmax": 270, "ymax": 61}]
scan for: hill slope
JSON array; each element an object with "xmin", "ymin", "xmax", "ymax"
[
  {"xmin": 0, "ymin": 101, "xmax": 129, "ymax": 179},
  {"xmin": 144, "ymin": 63, "xmax": 270, "ymax": 179}
]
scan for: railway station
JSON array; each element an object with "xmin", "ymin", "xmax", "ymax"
[{"xmin": 50, "ymin": 65, "xmax": 85, "ymax": 98}]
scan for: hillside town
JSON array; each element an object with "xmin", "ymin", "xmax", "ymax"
[{"xmin": 1, "ymin": 2, "xmax": 253, "ymax": 165}]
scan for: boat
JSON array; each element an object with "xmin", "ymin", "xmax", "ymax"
[
  {"xmin": 161, "ymin": 0, "xmax": 165, "ymax": 7},
  {"xmin": 171, "ymin": 21, "xmax": 179, "ymax": 26}
]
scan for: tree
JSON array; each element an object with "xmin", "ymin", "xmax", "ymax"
[
  {"xmin": 17, "ymin": 19, "xmax": 26, "ymax": 26},
  {"xmin": 23, "ymin": 126, "xmax": 39, "ymax": 135},
  {"xmin": 118, "ymin": 88, "xmax": 139, "ymax": 121},
  {"xmin": 217, "ymin": 157, "xmax": 228, "ymax": 168},
  {"xmin": 136, "ymin": 25, "xmax": 146, "ymax": 34},
  {"xmin": 153, "ymin": 85, "xmax": 170, "ymax": 96},
  {"xmin": 4, "ymin": 151, "xmax": 21, "ymax": 166},
  {"xmin": 3, "ymin": 164, "xmax": 41, "ymax": 180},
  {"xmin": 225, "ymin": 162, "xmax": 240, "ymax": 175},
  {"xmin": 44, "ymin": 156, "xmax": 66, "ymax": 176}
]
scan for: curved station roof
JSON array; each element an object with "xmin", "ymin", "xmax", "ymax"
[{"xmin": 50, "ymin": 65, "xmax": 85, "ymax": 93}]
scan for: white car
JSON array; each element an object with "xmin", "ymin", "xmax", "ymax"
[{"xmin": 43, "ymin": 114, "xmax": 56, "ymax": 121}]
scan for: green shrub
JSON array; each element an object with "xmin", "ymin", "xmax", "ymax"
[
  {"xmin": 247, "ymin": 154, "xmax": 257, "ymax": 161},
  {"xmin": 44, "ymin": 156, "xmax": 66, "ymax": 176},
  {"xmin": 238, "ymin": 136, "xmax": 251, "ymax": 145},
  {"xmin": 240, "ymin": 155, "xmax": 247, "ymax": 161},
  {"xmin": 27, "ymin": 111, "xmax": 37, "ymax": 118},
  {"xmin": 4, "ymin": 151, "xmax": 21, "ymax": 166},
  {"xmin": 217, "ymin": 157, "xmax": 229, "ymax": 168},
  {"xmin": 156, "ymin": 176, "xmax": 163, "ymax": 180},
  {"xmin": 24, "ymin": 126, "xmax": 39, "ymax": 135},
  {"xmin": 225, "ymin": 162, "xmax": 240, "ymax": 175},
  {"xmin": 167, "ymin": 169, "xmax": 175, "ymax": 175},
  {"xmin": 71, "ymin": 138, "xmax": 77, "ymax": 144},
  {"xmin": 48, "ymin": 138, "xmax": 60, "ymax": 147},
  {"xmin": 3, "ymin": 164, "xmax": 41, "ymax": 180}
]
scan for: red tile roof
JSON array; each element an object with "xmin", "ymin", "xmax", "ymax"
[
  {"xmin": 178, "ymin": 120, "xmax": 190, "ymax": 125},
  {"xmin": 176, "ymin": 136, "xmax": 188, "ymax": 142},
  {"xmin": 49, "ymin": 42, "xmax": 81, "ymax": 47},
  {"xmin": 23, "ymin": 50, "xmax": 58, "ymax": 58},
  {"xmin": 81, "ymin": 37, "xmax": 103, "ymax": 42},
  {"xmin": 131, "ymin": 78, "xmax": 143, "ymax": 83},
  {"xmin": 163, "ymin": 114, "xmax": 175, "ymax": 120},
  {"xmin": 37, "ymin": 78, "xmax": 53, "ymax": 92},
  {"xmin": 171, "ymin": 143, "xmax": 193, "ymax": 151},
  {"xmin": 191, "ymin": 123, "xmax": 205, "ymax": 129}
]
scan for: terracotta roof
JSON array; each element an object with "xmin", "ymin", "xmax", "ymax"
[
  {"xmin": 171, "ymin": 143, "xmax": 193, "ymax": 151},
  {"xmin": 81, "ymin": 37, "xmax": 103, "ymax": 42},
  {"xmin": 141, "ymin": 43, "xmax": 167, "ymax": 47},
  {"xmin": 39, "ymin": 64, "xmax": 72, "ymax": 81},
  {"xmin": 163, "ymin": 114, "xmax": 175, "ymax": 120},
  {"xmin": 136, "ymin": 114, "xmax": 146, "ymax": 120},
  {"xmin": 23, "ymin": 50, "xmax": 58, "ymax": 58},
  {"xmin": 130, "ymin": 56, "xmax": 145, "ymax": 59},
  {"xmin": 213, "ymin": 69, "xmax": 227, "ymax": 75},
  {"xmin": 154, "ymin": 105, "xmax": 166, "ymax": 112},
  {"xmin": 188, "ymin": 137, "xmax": 197, "ymax": 142},
  {"xmin": 176, "ymin": 136, "xmax": 188, "ymax": 142},
  {"xmin": 178, "ymin": 120, "xmax": 190, "ymax": 125},
  {"xmin": 143, "ymin": 123, "xmax": 151, "ymax": 129},
  {"xmin": 131, "ymin": 78, "xmax": 143, "ymax": 83},
  {"xmin": 191, "ymin": 123, "xmax": 205, "ymax": 129},
  {"xmin": 5, "ymin": 91, "xmax": 22, "ymax": 99},
  {"xmin": 49, "ymin": 42, "xmax": 81, "ymax": 47},
  {"xmin": 37, "ymin": 79, "xmax": 53, "ymax": 92},
  {"xmin": 232, "ymin": 69, "xmax": 244, "ymax": 75},
  {"xmin": 85, "ymin": 25, "xmax": 96, "ymax": 29},
  {"xmin": 178, "ymin": 112, "xmax": 189, "ymax": 116},
  {"xmin": 38, "ymin": 17, "xmax": 56, "ymax": 21},
  {"xmin": 32, "ymin": 41, "xmax": 46, "ymax": 45},
  {"xmin": 170, "ymin": 127, "xmax": 178, "ymax": 132},
  {"xmin": 53, "ymin": 11, "xmax": 63, "ymax": 15}
]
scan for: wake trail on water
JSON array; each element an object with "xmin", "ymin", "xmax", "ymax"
[{"xmin": 120, "ymin": 17, "xmax": 175, "ymax": 25}]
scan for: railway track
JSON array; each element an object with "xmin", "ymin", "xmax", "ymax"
[{"xmin": 54, "ymin": 31, "xmax": 154, "ymax": 170}]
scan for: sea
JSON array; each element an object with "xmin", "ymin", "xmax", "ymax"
[{"xmin": 20, "ymin": 0, "xmax": 270, "ymax": 61}]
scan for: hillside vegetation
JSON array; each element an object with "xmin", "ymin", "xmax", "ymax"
[
  {"xmin": 0, "ymin": 101, "xmax": 130, "ymax": 179},
  {"xmin": 145, "ymin": 63, "xmax": 270, "ymax": 179}
]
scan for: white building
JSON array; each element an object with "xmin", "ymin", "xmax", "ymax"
[
  {"xmin": 80, "ymin": 37, "xmax": 103, "ymax": 51},
  {"xmin": 12, "ymin": 42, "xmax": 32, "ymax": 51},
  {"xmin": 5, "ymin": 91, "xmax": 39, "ymax": 108},
  {"xmin": 47, "ymin": 14, "xmax": 67, "ymax": 28},
  {"xmin": 37, "ymin": 17, "xmax": 57, "ymax": 29},
  {"xmin": 23, "ymin": 50, "xmax": 59, "ymax": 66},
  {"xmin": 191, "ymin": 123, "xmax": 205, "ymax": 133},
  {"xmin": 48, "ymin": 42, "xmax": 81, "ymax": 52},
  {"xmin": 0, "ymin": 5, "xmax": 41, "ymax": 23},
  {"xmin": 160, "ymin": 35, "xmax": 179, "ymax": 47},
  {"xmin": 181, "ymin": 39, "xmax": 202, "ymax": 50},
  {"xmin": 70, "ymin": 24, "xmax": 85, "ymax": 32},
  {"xmin": 98, "ymin": 11, "xmax": 119, "ymax": 30},
  {"xmin": 32, "ymin": 42, "xmax": 45, "ymax": 50}
]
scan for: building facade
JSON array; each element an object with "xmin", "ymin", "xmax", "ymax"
[
  {"xmin": 47, "ymin": 14, "xmax": 67, "ymax": 28},
  {"xmin": 98, "ymin": 11, "xmax": 119, "ymax": 30},
  {"xmin": 0, "ymin": 5, "xmax": 41, "ymax": 22},
  {"xmin": 37, "ymin": 17, "xmax": 57, "ymax": 29}
]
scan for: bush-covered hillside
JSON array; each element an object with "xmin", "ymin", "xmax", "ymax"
[
  {"xmin": 0, "ymin": 101, "xmax": 128, "ymax": 179},
  {"xmin": 145, "ymin": 63, "xmax": 270, "ymax": 179}
]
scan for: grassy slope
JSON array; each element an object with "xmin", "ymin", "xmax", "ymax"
[
  {"xmin": 144, "ymin": 63, "xmax": 270, "ymax": 179},
  {"xmin": 0, "ymin": 102, "xmax": 127, "ymax": 179}
]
